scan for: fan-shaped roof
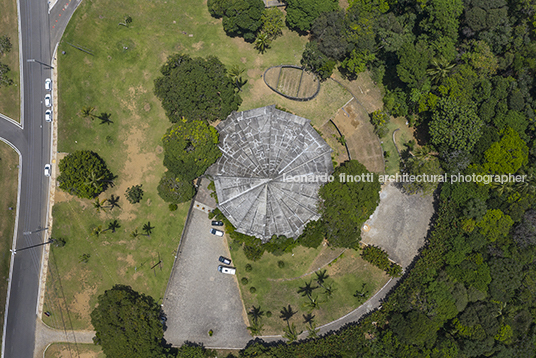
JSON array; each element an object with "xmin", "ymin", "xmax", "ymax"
[{"xmin": 206, "ymin": 105, "xmax": 333, "ymax": 241}]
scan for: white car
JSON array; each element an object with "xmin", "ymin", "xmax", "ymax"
[
  {"xmin": 210, "ymin": 228, "xmax": 224, "ymax": 237},
  {"xmin": 44, "ymin": 94, "xmax": 51, "ymax": 107},
  {"xmin": 44, "ymin": 164, "xmax": 51, "ymax": 177},
  {"xmin": 45, "ymin": 78, "xmax": 52, "ymax": 91},
  {"xmin": 45, "ymin": 109, "xmax": 52, "ymax": 122},
  {"xmin": 218, "ymin": 265, "xmax": 236, "ymax": 275}
]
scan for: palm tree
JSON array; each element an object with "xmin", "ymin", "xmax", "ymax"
[
  {"xmin": 130, "ymin": 228, "xmax": 140, "ymax": 239},
  {"xmin": 105, "ymin": 220, "xmax": 121, "ymax": 233},
  {"xmin": 315, "ymin": 269, "xmax": 329, "ymax": 288},
  {"xmin": 254, "ymin": 32, "xmax": 271, "ymax": 54},
  {"xmin": 303, "ymin": 313, "xmax": 315, "ymax": 325},
  {"xmin": 283, "ymin": 322, "xmax": 302, "ymax": 342},
  {"xmin": 247, "ymin": 321, "xmax": 264, "ymax": 336},
  {"xmin": 92, "ymin": 225, "xmax": 103, "ymax": 238},
  {"xmin": 297, "ymin": 280, "xmax": 318, "ymax": 298},
  {"xmin": 279, "ymin": 305, "xmax": 297, "ymax": 330},
  {"xmin": 248, "ymin": 305, "xmax": 264, "ymax": 326},
  {"xmin": 323, "ymin": 283, "xmax": 336, "ymax": 301},
  {"xmin": 305, "ymin": 296, "xmax": 321, "ymax": 310},
  {"xmin": 80, "ymin": 106, "xmax": 95, "ymax": 119},
  {"xmin": 228, "ymin": 65, "xmax": 247, "ymax": 91},
  {"xmin": 98, "ymin": 112, "xmax": 113, "ymax": 125},
  {"xmin": 86, "ymin": 171, "xmax": 104, "ymax": 190},
  {"xmin": 516, "ymin": 174, "xmax": 536, "ymax": 195},
  {"xmin": 142, "ymin": 222, "xmax": 155, "ymax": 237},
  {"xmin": 107, "ymin": 194, "xmax": 121, "ymax": 210},
  {"xmin": 490, "ymin": 181, "xmax": 514, "ymax": 196},
  {"xmin": 426, "ymin": 58, "xmax": 455, "ymax": 84},
  {"xmin": 93, "ymin": 197, "xmax": 107, "ymax": 213},
  {"xmin": 413, "ymin": 146, "xmax": 431, "ymax": 160}
]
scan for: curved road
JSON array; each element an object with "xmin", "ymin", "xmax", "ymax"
[{"xmin": 0, "ymin": 0, "xmax": 80, "ymax": 356}]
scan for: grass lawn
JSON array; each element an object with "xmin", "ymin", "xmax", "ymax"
[
  {"xmin": 49, "ymin": 0, "xmax": 381, "ymax": 331},
  {"xmin": 0, "ymin": 0, "xmax": 20, "ymax": 121},
  {"xmin": 0, "ymin": 143, "xmax": 18, "ymax": 345},
  {"xmin": 382, "ymin": 116, "xmax": 419, "ymax": 175},
  {"xmin": 43, "ymin": 197, "xmax": 189, "ymax": 330},
  {"xmin": 45, "ymin": 343, "xmax": 104, "ymax": 358},
  {"xmin": 229, "ymin": 243, "xmax": 389, "ymax": 335}
]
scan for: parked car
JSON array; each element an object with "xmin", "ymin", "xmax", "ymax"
[
  {"xmin": 210, "ymin": 228, "xmax": 224, "ymax": 237},
  {"xmin": 218, "ymin": 265, "xmax": 236, "ymax": 275},
  {"xmin": 44, "ymin": 164, "xmax": 51, "ymax": 177},
  {"xmin": 45, "ymin": 78, "xmax": 52, "ymax": 91},
  {"xmin": 211, "ymin": 220, "xmax": 224, "ymax": 226},
  {"xmin": 218, "ymin": 256, "xmax": 231, "ymax": 265},
  {"xmin": 45, "ymin": 109, "xmax": 52, "ymax": 122},
  {"xmin": 44, "ymin": 94, "xmax": 51, "ymax": 107}
]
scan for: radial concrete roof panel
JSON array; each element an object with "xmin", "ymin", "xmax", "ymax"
[{"xmin": 208, "ymin": 105, "xmax": 333, "ymax": 241}]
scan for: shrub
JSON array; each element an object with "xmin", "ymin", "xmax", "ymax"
[
  {"xmin": 241, "ymin": 277, "xmax": 249, "ymax": 285},
  {"xmin": 249, "ymin": 287, "xmax": 257, "ymax": 294},
  {"xmin": 245, "ymin": 264, "xmax": 253, "ymax": 272},
  {"xmin": 125, "ymin": 184, "xmax": 144, "ymax": 204},
  {"xmin": 266, "ymin": 311, "xmax": 272, "ymax": 318},
  {"xmin": 157, "ymin": 172, "xmax": 195, "ymax": 204},
  {"xmin": 168, "ymin": 203, "xmax": 178, "ymax": 211},
  {"xmin": 52, "ymin": 237, "xmax": 66, "ymax": 247},
  {"xmin": 361, "ymin": 245, "xmax": 391, "ymax": 271},
  {"xmin": 278, "ymin": 260, "xmax": 285, "ymax": 268},
  {"xmin": 387, "ymin": 263, "xmax": 403, "ymax": 278}
]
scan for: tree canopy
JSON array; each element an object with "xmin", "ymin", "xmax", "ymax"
[
  {"xmin": 208, "ymin": 0, "xmax": 264, "ymax": 42},
  {"xmin": 162, "ymin": 119, "xmax": 221, "ymax": 182},
  {"xmin": 57, "ymin": 150, "xmax": 115, "ymax": 199},
  {"xmin": 285, "ymin": 0, "xmax": 339, "ymax": 32},
  {"xmin": 154, "ymin": 54, "xmax": 242, "ymax": 123},
  {"xmin": 318, "ymin": 160, "xmax": 380, "ymax": 248},
  {"xmin": 90, "ymin": 285, "xmax": 164, "ymax": 358}
]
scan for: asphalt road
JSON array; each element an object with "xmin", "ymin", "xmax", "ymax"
[{"xmin": 0, "ymin": 0, "xmax": 79, "ymax": 356}]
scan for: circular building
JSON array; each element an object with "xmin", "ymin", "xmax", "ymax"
[{"xmin": 206, "ymin": 105, "xmax": 333, "ymax": 242}]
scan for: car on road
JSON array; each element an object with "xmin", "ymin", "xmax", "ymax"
[
  {"xmin": 218, "ymin": 256, "xmax": 231, "ymax": 265},
  {"xmin": 45, "ymin": 110, "xmax": 52, "ymax": 122},
  {"xmin": 210, "ymin": 228, "xmax": 224, "ymax": 237},
  {"xmin": 44, "ymin": 164, "xmax": 51, "ymax": 177},
  {"xmin": 45, "ymin": 78, "xmax": 52, "ymax": 91},
  {"xmin": 44, "ymin": 94, "xmax": 51, "ymax": 107},
  {"xmin": 218, "ymin": 265, "xmax": 236, "ymax": 275},
  {"xmin": 211, "ymin": 220, "xmax": 224, "ymax": 226}
]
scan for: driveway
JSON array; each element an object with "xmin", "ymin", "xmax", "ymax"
[
  {"xmin": 361, "ymin": 182, "xmax": 434, "ymax": 267},
  {"xmin": 163, "ymin": 183, "xmax": 251, "ymax": 348}
]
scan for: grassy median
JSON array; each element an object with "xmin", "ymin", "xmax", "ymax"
[{"xmin": 0, "ymin": 0, "xmax": 20, "ymax": 121}]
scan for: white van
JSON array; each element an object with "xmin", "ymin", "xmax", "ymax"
[{"xmin": 218, "ymin": 265, "xmax": 236, "ymax": 275}]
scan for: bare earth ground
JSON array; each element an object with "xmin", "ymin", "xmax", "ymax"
[
  {"xmin": 331, "ymin": 98, "xmax": 385, "ymax": 173},
  {"xmin": 332, "ymin": 71, "xmax": 384, "ymax": 114},
  {"xmin": 361, "ymin": 183, "xmax": 435, "ymax": 267}
]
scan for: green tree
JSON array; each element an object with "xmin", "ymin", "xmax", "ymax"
[
  {"xmin": 57, "ymin": 150, "xmax": 115, "ymax": 199},
  {"xmin": 0, "ymin": 63, "xmax": 13, "ymax": 87},
  {"xmin": 79, "ymin": 253, "xmax": 91, "ymax": 263},
  {"xmin": 420, "ymin": 0, "xmax": 464, "ymax": 40},
  {"xmin": 162, "ymin": 119, "xmax": 221, "ymax": 181},
  {"xmin": 319, "ymin": 160, "xmax": 381, "ymax": 248},
  {"xmin": 157, "ymin": 172, "xmax": 196, "ymax": 204},
  {"xmin": 285, "ymin": 0, "xmax": 339, "ymax": 32},
  {"xmin": 208, "ymin": 0, "xmax": 264, "ymax": 41},
  {"xmin": 297, "ymin": 280, "xmax": 318, "ymax": 298},
  {"xmin": 93, "ymin": 197, "xmax": 107, "ymax": 213},
  {"xmin": 0, "ymin": 36, "xmax": 12, "ymax": 55},
  {"xmin": 142, "ymin": 221, "xmax": 155, "ymax": 237},
  {"xmin": 310, "ymin": 10, "xmax": 348, "ymax": 61},
  {"xmin": 279, "ymin": 304, "xmax": 297, "ymax": 329},
  {"xmin": 481, "ymin": 127, "xmax": 529, "ymax": 175},
  {"xmin": 301, "ymin": 41, "xmax": 336, "ymax": 80},
  {"xmin": 90, "ymin": 285, "xmax": 164, "ymax": 357},
  {"xmin": 154, "ymin": 54, "xmax": 242, "ymax": 123},
  {"xmin": 106, "ymin": 194, "xmax": 120, "ymax": 210},
  {"xmin": 125, "ymin": 184, "xmax": 144, "ymax": 204},
  {"xmin": 429, "ymin": 98, "xmax": 483, "ymax": 154},
  {"xmin": 390, "ymin": 310, "xmax": 438, "ymax": 347},
  {"xmin": 80, "ymin": 106, "xmax": 95, "ymax": 119},
  {"xmin": 297, "ymin": 220, "xmax": 325, "ymax": 248},
  {"xmin": 261, "ymin": 8, "xmax": 285, "ymax": 40},
  {"xmin": 253, "ymin": 32, "xmax": 271, "ymax": 54},
  {"xmin": 105, "ymin": 220, "xmax": 121, "ymax": 233},
  {"xmin": 477, "ymin": 209, "xmax": 514, "ymax": 243},
  {"xmin": 402, "ymin": 156, "xmax": 443, "ymax": 195},
  {"xmin": 396, "ymin": 41, "xmax": 432, "ymax": 89}
]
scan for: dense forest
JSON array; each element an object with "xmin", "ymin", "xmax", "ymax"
[{"xmin": 227, "ymin": 0, "xmax": 536, "ymax": 356}]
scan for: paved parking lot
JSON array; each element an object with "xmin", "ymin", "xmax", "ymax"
[
  {"xmin": 163, "ymin": 206, "xmax": 251, "ymax": 348},
  {"xmin": 361, "ymin": 183, "xmax": 435, "ymax": 267}
]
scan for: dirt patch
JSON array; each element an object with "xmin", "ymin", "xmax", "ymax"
[
  {"xmin": 331, "ymin": 98, "xmax": 385, "ymax": 173},
  {"xmin": 192, "ymin": 41, "xmax": 204, "ymax": 50},
  {"xmin": 71, "ymin": 285, "xmax": 97, "ymax": 326},
  {"xmin": 332, "ymin": 71, "xmax": 384, "ymax": 114},
  {"xmin": 307, "ymin": 243, "xmax": 346, "ymax": 273},
  {"xmin": 144, "ymin": 103, "xmax": 151, "ymax": 111}
]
